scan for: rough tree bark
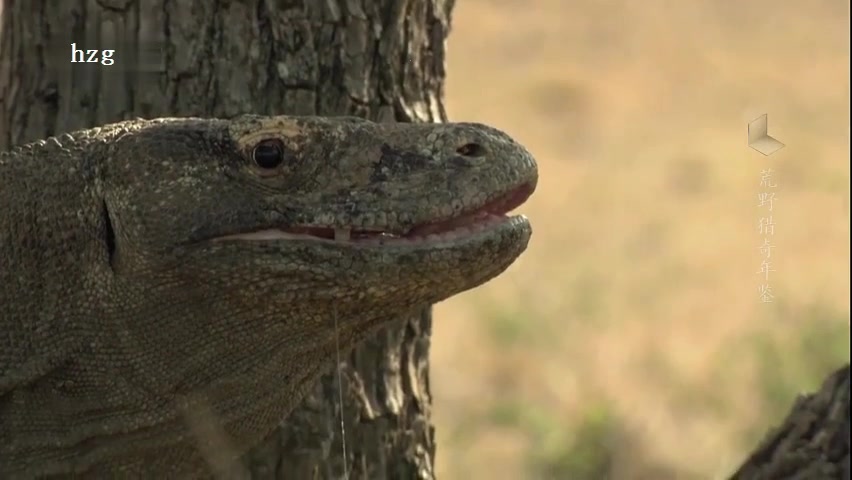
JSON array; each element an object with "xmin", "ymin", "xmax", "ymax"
[
  {"xmin": 730, "ymin": 364, "xmax": 850, "ymax": 480},
  {"xmin": 0, "ymin": 1, "xmax": 453, "ymax": 478}
]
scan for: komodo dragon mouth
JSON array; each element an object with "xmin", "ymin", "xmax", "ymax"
[{"xmin": 215, "ymin": 181, "xmax": 535, "ymax": 245}]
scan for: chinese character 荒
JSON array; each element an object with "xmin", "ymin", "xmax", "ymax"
[{"xmin": 760, "ymin": 169, "xmax": 778, "ymax": 188}]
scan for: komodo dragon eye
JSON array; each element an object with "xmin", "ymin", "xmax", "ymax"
[{"xmin": 252, "ymin": 139, "xmax": 286, "ymax": 169}]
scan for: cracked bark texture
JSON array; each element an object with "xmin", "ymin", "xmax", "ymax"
[
  {"xmin": 0, "ymin": 1, "xmax": 453, "ymax": 478},
  {"xmin": 730, "ymin": 364, "xmax": 850, "ymax": 480}
]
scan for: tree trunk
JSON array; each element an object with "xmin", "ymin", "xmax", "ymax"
[
  {"xmin": 0, "ymin": 1, "xmax": 453, "ymax": 478},
  {"xmin": 730, "ymin": 364, "xmax": 850, "ymax": 480}
]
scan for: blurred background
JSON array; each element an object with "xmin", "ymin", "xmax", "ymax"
[{"xmin": 433, "ymin": 1, "xmax": 850, "ymax": 479}]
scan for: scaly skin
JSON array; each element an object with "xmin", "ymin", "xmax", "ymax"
[{"xmin": 0, "ymin": 115, "xmax": 537, "ymax": 477}]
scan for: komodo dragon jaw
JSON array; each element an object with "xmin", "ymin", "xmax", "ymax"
[{"xmin": 0, "ymin": 114, "xmax": 537, "ymax": 477}]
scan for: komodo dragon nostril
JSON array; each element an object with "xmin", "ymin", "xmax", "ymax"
[{"xmin": 456, "ymin": 143, "xmax": 486, "ymax": 157}]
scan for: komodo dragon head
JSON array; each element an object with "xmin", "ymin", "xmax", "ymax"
[{"xmin": 0, "ymin": 114, "xmax": 537, "ymax": 475}]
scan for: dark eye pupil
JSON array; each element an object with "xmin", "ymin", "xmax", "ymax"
[{"xmin": 253, "ymin": 141, "xmax": 284, "ymax": 169}]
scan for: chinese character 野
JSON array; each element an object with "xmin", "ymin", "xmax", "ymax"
[{"xmin": 757, "ymin": 192, "xmax": 777, "ymax": 211}]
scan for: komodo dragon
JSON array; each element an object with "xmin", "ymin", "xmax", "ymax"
[{"xmin": 0, "ymin": 114, "xmax": 537, "ymax": 477}]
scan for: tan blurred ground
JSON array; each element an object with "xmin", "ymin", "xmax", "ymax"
[{"xmin": 434, "ymin": 1, "xmax": 850, "ymax": 478}]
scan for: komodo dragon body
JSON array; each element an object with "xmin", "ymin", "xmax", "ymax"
[{"xmin": 0, "ymin": 115, "xmax": 537, "ymax": 477}]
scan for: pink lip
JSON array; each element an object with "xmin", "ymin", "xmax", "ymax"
[
  {"xmin": 213, "ymin": 181, "xmax": 534, "ymax": 243},
  {"xmin": 404, "ymin": 182, "xmax": 535, "ymax": 237}
]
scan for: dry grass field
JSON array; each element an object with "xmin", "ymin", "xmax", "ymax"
[{"xmin": 434, "ymin": 1, "xmax": 850, "ymax": 479}]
